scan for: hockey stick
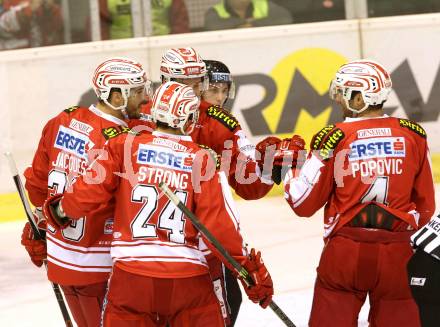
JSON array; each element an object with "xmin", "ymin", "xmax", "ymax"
[
  {"xmin": 4, "ymin": 152, "xmax": 74, "ymax": 327},
  {"xmin": 159, "ymin": 182, "xmax": 296, "ymax": 327}
]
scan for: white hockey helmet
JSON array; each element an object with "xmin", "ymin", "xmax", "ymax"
[
  {"xmin": 92, "ymin": 57, "xmax": 152, "ymax": 111},
  {"xmin": 160, "ymin": 47, "xmax": 208, "ymax": 89},
  {"xmin": 151, "ymin": 81, "xmax": 200, "ymax": 135},
  {"xmin": 329, "ymin": 60, "xmax": 392, "ymax": 114}
]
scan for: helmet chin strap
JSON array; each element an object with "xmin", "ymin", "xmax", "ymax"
[
  {"xmin": 102, "ymin": 90, "xmax": 129, "ymax": 116},
  {"xmin": 344, "ymin": 98, "xmax": 369, "ymax": 116}
]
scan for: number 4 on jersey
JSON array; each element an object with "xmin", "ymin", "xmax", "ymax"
[
  {"xmin": 361, "ymin": 176, "xmax": 389, "ymax": 205},
  {"xmin": 131, "ymin": 184, "xmax": 188, "ymax": 243}
]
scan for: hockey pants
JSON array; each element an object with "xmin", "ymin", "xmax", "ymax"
[
  {"xmin": 61, "ymin": 281, "xmax": 107, "ymax": 327},
  {"xmin": 102, "ymin": 265, "xmax": 224, "ymax": 327},
  {"xmin": 309, "ymin": 227, "xmax": 420, "ymax": 327}
]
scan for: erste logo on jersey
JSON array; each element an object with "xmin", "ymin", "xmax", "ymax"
[
  {"xmin": 137, "ymin": 144, "xmax": 193, "ymax": 172},
  {"xmin": 54, "ymin": 125, "xmax": 90, "ymax": 159},
  {"xmin": 348, "ymin": 137, "xmax": 405, "ymax": 162}
]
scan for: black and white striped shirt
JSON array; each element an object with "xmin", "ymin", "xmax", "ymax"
[{"xmin": 411, "ymin": 215, "xmax": 440, "ymax": 260}]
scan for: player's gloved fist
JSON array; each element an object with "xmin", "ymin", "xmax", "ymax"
[
  {"xmin": 241, "ymin": 248, "xmax": 274, "ymax": 308},
  {"xmin": 256, "ymin": 136, "xmax": 282, "ymax": 169},
  {"xmin": 270, "ymin": 135, "xmax": 306, "ymax": 184},
  {"xmin": 273, "ymin": 135, "xmax": 306, "ymax": 166},
  {"xmin": 256, "ymin": 135, "xmax": 306, "ymax": 184},
  {"xmin": 256, "ymin": 136, "xmax": 281, "ymax": 182},
  {"xmin": 21, "ymin": 221, "xmax": 47, "ymax": 267},
  {"xmin": 43, "ymin": 194, "xmax": 71, "ymax": 229}
]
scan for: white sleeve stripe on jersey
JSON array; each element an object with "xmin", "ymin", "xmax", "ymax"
[
  {"xmin": 111, "ymin": 242, "xmax": 207, "ymax": 264},
  {"xmin": 47, "ymin": 256, "xmax": 112, "ymax": 273},
  {"xmin": 115, "ymin": 257, "xmax": 208, "ymax": 268},
  {"xmin": 284, "ymin": 154, "xmax": 324, "ymax": 208},
  {"xmin": 112, "ymin": 239, "xmax": 199, "ymax": 249},
  {"xmin": 218, "ymin": 171, "xmax": 240, "ymax": 230},
  {"xmin": 47, "ymin": 234, "xmax": 111, "ymax": 253},
  {"xmin": 197, "ymin": 238, "xmax": 212, "ymax": 255},
  {"xmin": 47, "ymin": 239, "xmax": 113, "ymax": 268}
]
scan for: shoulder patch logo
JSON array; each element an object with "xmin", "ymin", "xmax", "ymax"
[
  {"xmin": 317, "ymin": 128, "xmax": 345, "ymax": 160},
  {"xmin": 399, "ymin": 119, "xmax": 427, "ymax": 138},
  {"xmin": 64, "ymin": 106, "xmax": 80, "ymax": 114},
  {"xmin": 311, "ymin": 124, "xmax": 336, "ymax": 150},
  {"xmin": 206, "ymin": 106, "xmax": 239, "ymax": 131},
  {"xmin": 102, "ymin": 125, "xmax": 138, "ymax": 140}
]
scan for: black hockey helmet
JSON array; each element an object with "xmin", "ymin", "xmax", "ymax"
[{"xmin": 204, "ymin": 60, "xmax": 235, "ymax": 100}]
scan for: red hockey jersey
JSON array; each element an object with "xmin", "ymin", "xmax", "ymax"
[
  {"xmin": 284, "ymin": 115, "xmax": 435, "ymax": 238},
  {"xmin": 140, "ymin": 100, "xmax": 273, "ymax": 200},
  {"xmin": 61, "ymin": 130, "xmax": 247, "ymax": 278},
  {"xmin": 191, "ymin": 100, "xmax": 273, "ymax": 200},
  {"xmin": 24, "ymin": 105, "xmax": 128, "ymax": 285}
]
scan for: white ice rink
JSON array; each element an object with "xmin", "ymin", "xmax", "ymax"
[{"xmin": 5, "ymin": 193, "xmax": 434, "ymax": 326}]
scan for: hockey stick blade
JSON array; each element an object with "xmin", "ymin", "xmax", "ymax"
[
  {"xmin": 159, "ymin": 182, "xmax": 296, "ymax": 327},
  {"xmin": 4, "ymin": 152, "xmax": 74, "ymax": 327}
]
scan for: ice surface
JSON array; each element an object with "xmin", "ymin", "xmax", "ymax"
[{"xmin": 4, "ymin": 194, "xmax": 432, "ymax": 326}]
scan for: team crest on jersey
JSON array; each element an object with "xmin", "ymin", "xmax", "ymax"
[
  {"xmin": 399, "ymin": 119, "xmax": 427, "ymax": 138},
  {"xmin": 102, "ymin": 125, "xmax": 137, "ymax": 140},
  {"xmin": 311, "ymin": 125, "xmax": 336, "ymax": 150},
  {"xmin": 207, "ymin": 106, "xmax": 239, "ymax": 131},
  {"xmin": 348, "ymin": 137, "xmax": 406, "ymax": 161},
  {"xmin": 54, "ymin": 125, "xmax": 90, "ymax": 159},
  {"xmin": 63, "ymin": 106, "xmax": 79, "ymax": 113},
  {"xmin": 137, "ymin": 144, "xmax": 194, "ymax": 172},
  {"xmin": 315, "ymin": 128, "xmax": 344, "ymax": 160}
]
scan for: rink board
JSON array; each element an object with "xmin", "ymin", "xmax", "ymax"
[{"xmin": 1, "ymin": 14, "xmax": 440, "ymax": 195}]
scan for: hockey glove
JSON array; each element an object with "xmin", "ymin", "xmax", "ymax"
[
  {"xmin": 241, "ymin": 248, "xmax": 274, "ymax": 308},
  {"xmin": 43, "ymin": 194, "xmax": 71, "ymax": 229},
  {"xmin": 21, "ymin": 211, "xmax": 47, "ymax": 267},
  {"xmin": 256, "ymin": 135, "xmax": 306, "ymax": 184}
]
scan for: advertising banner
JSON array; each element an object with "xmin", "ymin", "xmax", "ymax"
[{"xmin": 0, "ymin": 15, "xmax": 439, "ymax": 199}]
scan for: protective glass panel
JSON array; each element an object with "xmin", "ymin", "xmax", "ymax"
[{"xmin": 367, "ymin": 0, "xmax": 440, "ymax": 17}]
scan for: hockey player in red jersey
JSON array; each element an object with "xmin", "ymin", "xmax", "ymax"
[
  {"xmin": 157, "ymin": 47, "xmax": 305, "ymax": 198},
  {"xmin": 283, "ymin": 60, "xmax": 435, "ymax": 326},
  {"xmin": 42, "ymin": 81, "xmax": 274, "ymax": 326},
  {"xmin": 148, "ymin": 48, "xmax": 304, "ymax": 326},
  {"xmin": 200, "ymin": 59, "xmax": 242, "ymax": 326},
  {"xmin": 20, "ymin": 57, "xmax": 151, "ymax": 327}
]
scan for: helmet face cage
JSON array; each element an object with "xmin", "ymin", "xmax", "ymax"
[
  {"xmin": 92, "ymin": 57, "xmax": 151, "ymax": 111},
  {"xmin": 204, "ymin": 60, "xmax": 235, "ymax": 99},
  {"xmin": 151, "ymin": 81, "xmax": 200, "ymax": 135},
  {"xmin": 329, "ymin": 60, "xmax": 392, "ymax": 114}
]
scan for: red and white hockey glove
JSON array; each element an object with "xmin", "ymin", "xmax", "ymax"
[
  {"xmin": 20, "ymin": 209, "xmax": 47, "ymax": 267},
  {"xmin": 256, "ymin": 135, "xmax": 305, "ymax": 184},
  {"xmin": 43, "ymin": 194, "xmax": 71, "ymax": 229},
  {"xmin": 240, "ymin": 248, "xmax": 274, "ymax": 308}
]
